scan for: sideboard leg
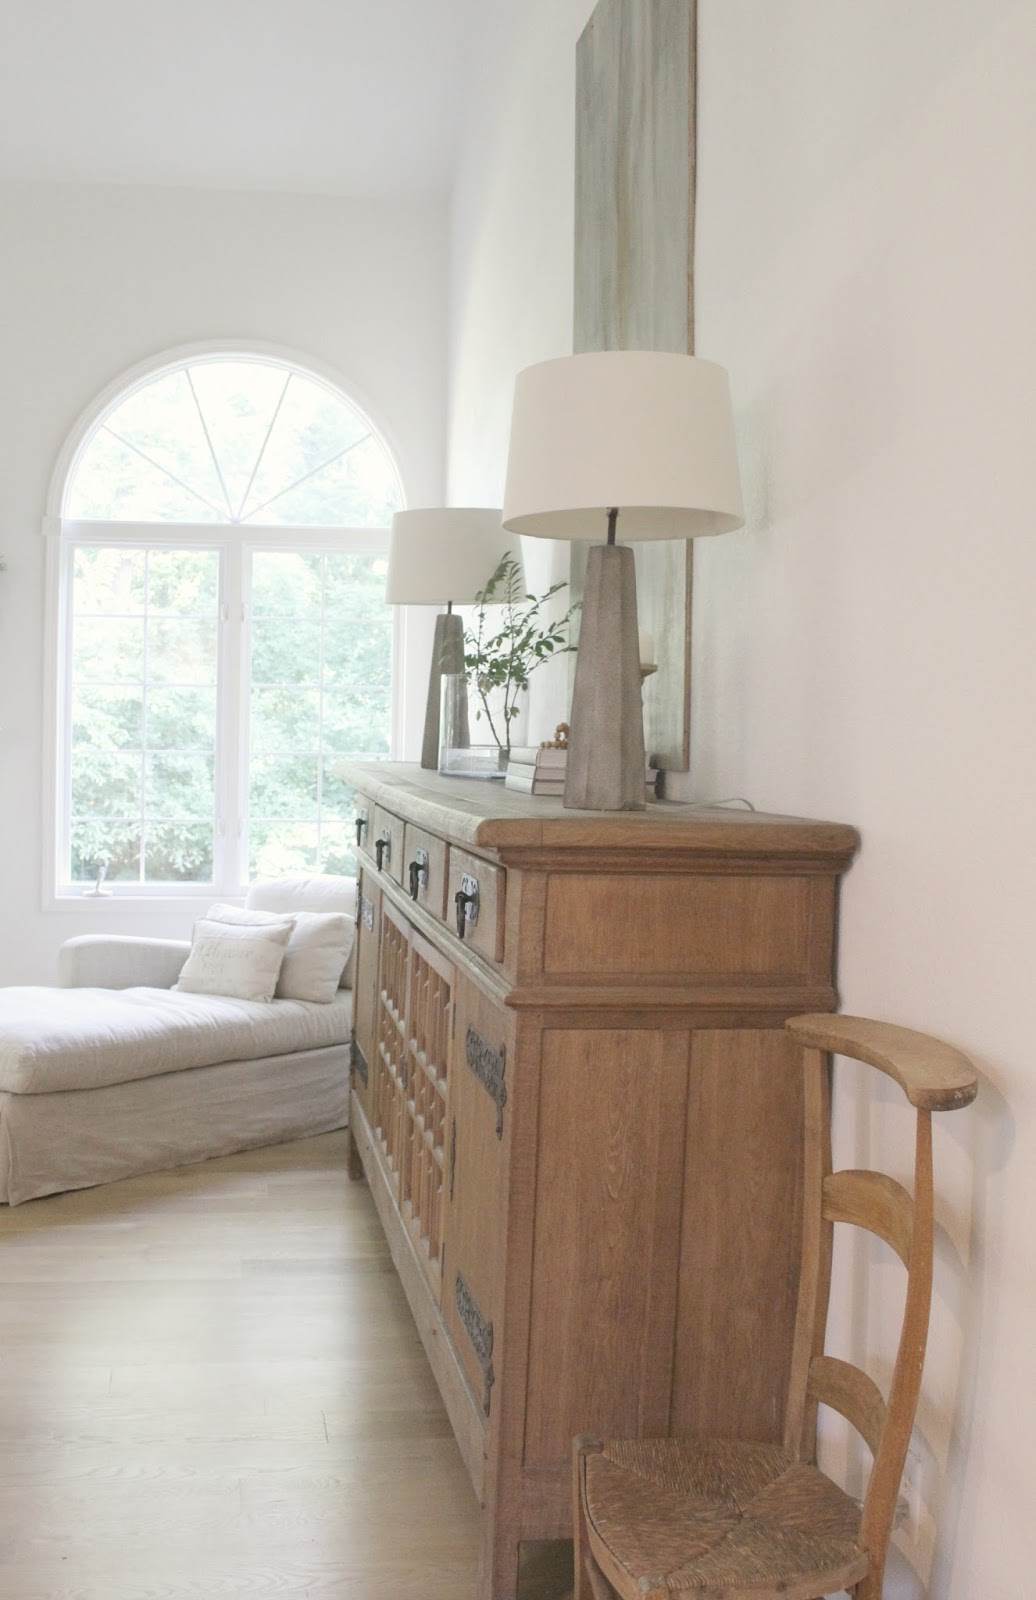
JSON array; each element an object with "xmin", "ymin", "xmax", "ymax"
[{"xmin": 478, "ymin": 1523, "xmax": 521, "ymax": 1600}]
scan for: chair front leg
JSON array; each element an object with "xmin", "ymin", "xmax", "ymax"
[{"xmin": 573, "ymin": 1435, "xmax": 611, "ymax": 1600}]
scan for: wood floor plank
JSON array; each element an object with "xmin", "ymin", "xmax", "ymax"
[{"xmin": 0, "ymin": 1133, "xmax": 572, "ymax": 1599}]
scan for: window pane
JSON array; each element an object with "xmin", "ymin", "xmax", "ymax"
[
  {"xmin": 148, "ymin": 619, "xmax": 218, "ymax": 686},
  {"xmin": 251, "ymin": 552, "xmax": 323, "ymax": 616},
  {"xmin": 319, "ymin": 821, "xmax": 357, "ymax": 879},
  {"xmin": 70, "ymin": 751, "xmax": 142, "ymax": 816},
  {"xmin": 70, "ymin": 821, "xmax": 142, "ymax": 884},
  {"xmin": 146, "ymin": 688, "xmax": 216, "ymax": 751},
  {"xmin": 67, "ymin": 429, "xmax": 224, "ymax": 522},
  {"xmin": 249, "ymin": 755, "xmax": 319, "ymax": 820},
  {"xmin": 324, "ymin": 553, "xmax": 389, "ymax": 618},
  {"xmin": 250, "ymin": 619, "xmax": 322, "ymax": 686},
  {"xmin": 73, "ymin": 548, "xmax": 146, "ymax": 613},
  {"xmin": 72, "ymin": 687, "xmax": 143, "ymax": 751},
  {"xmin": 145, "ymin": 755, "xmax": 214, "ymax": 821},
  {"xmin": 249, "ymin": 822, "xmax": 319, "ymax": 879},
  {"xmin": 145, "ymin": 824, "xmax": 214, "ymax": 883},
  {"xmin": 98, "ymin": 369, "xmax": 229, "ymax": 516},
  {"xmin": 148, "ymin": 549, "xmax": 219, "ymax": 614},
  {"xmin": 73, "ymin": 618, "xmax": 145, "ymax": 683},
  {"xmin": 245, "ymin": 551, "xmax": 392, "ymax": 880},
  {"xmin": 68, "ymin": 359, "xmax": 402, "ymax": 527},
  {"xmin": 250, "ymin": 687, "xmax": 321, "ymax": 752},
  {"xmin": 187, "ymin": 361, "xmax": 290, "ymax": 519},
  {"xmin": 66, "ymin": 545, "xmax": 220, "ymax": 889},
  {"xmin": 244, "ymin": 435, "xmax": 401, "ymax": 527},
  {"xmin": 239, "ymin": 373, "xmax": 372, "ymax": 523}
]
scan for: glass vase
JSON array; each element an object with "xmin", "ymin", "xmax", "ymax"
[{"xmin": 438, "ymin": 673, "xmax": 526, "ymax": 780}]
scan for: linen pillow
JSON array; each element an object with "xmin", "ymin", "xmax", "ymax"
[
  {"xmin": 175, "ymin": 905, "xmax": 295, "ymax": 1002},
  {"xmin": 275, "ymin": 911, "xmax": 354, "ymax": 1004}
]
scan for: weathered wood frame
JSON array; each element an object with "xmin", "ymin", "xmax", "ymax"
[{"xmin": 572, "ymin": 0, "xmax": 698, "ymax": 773}]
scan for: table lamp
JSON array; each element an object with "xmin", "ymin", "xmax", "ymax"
[
  {"xmin": 386, "ymin": 508, "xmax": 524, "ymax": 768},
  {"xmin": 502, "ymin": 351, "xmax": 744, "ymax": 810}
]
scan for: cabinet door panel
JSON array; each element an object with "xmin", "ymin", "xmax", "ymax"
[
  {"xmin": 522, "ymin": 1028, "xmax": 691, "ymax": 1466},
  {"xmin": 670, "ymin": 1028, "xmax": 803, "ymax": 1441},
  {"xmin": 442, "ymin": 977, "xmax": 511, "ymax": 1426},
  {"xmin": 351, "ymin": 868, "xmax": 381, "ymax": 1120},
  {"xmin": 397, "ymin": 924, "xmax": 453, "ymax": 1298},
  {"xmin": 371, "ymin": 898, "xmax": 411, "ymax": 1200}
]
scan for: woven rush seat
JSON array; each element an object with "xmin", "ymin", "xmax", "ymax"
[{"xmin": 580, "ymin": 1436, "xmax": 868, "ymax": 1598}]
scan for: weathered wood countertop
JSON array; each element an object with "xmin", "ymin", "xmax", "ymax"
[{"xmin": 337, "ymin": 761, "xmax": 861, "ymax": 865}]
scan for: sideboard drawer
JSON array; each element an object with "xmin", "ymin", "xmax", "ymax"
[
  {"xmin": 447, "ymin": 847, "xmax": 505, "ymax": 965},
  {"xmin": 372, "ymin": 805, "xmax": 405, "ymax": 887},
  {"xmin": 402, "ymin": 823, "xmax": 448, "ymax": 920}
]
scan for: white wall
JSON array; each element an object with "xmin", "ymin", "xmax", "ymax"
[
  {"xmin": 449, "ymin": 1, "xmax": 1032, "ymax": 1594},
  {"xmin": 0, "ymin": 180, "xmax": 448, "ymax": 982},
  {"xmin": 695, "ymin": 5, "xmax": 1034, "ymax": 1595},
  {"xmin": 448, "ymin": 0, "xmax": 597, "ymax": 735}
]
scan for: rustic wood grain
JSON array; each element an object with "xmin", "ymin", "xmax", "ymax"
[
  {"xmin": 523, "ymin": 1029, "xmax": 691, "ymax": 1464},
  {"xmin": 345, "ymin": 765, "xmax": 858, "ymax": 1600},
  {"xmin": 671, "ymin": 1028, "xmax": 805, "ymax": 1440},
  {"xmin": 572, "ymin": 1025, "xmax": 977, "ymax": 1600},
  {"xmin": 0, "ymin": 1133, "xmax": 486, "ymax": 1600},
  {"xmin": 403, "ymin": 820, "xmax": 449, "ymax": 920},
  {"xmin": 787, "ymin": 1014, "xmax": 979, "ymax": 1111}
]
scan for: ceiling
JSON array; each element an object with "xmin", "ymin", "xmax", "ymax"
[{"xmin": 0, "ymin": 0, "xmax": 488, "ymax": 196}]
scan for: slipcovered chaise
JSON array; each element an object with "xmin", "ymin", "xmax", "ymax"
[{"xmin": 0, "ymin": 875, "xmax": 355, "ymax": 1206}]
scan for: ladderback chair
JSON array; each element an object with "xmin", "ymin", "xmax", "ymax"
[{"xmin": 573, "ymin": 1013, "xmax": 977, "ymax": 1600}]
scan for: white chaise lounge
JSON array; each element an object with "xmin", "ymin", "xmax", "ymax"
[{"xmin": 0, "ymin": 875, "xmax": 355, "ymax": 1206}]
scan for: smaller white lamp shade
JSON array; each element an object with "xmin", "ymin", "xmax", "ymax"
[
  {"xmin": 502, "ymin": 351, "xmax": 744, "ymax": 542},
  {"xmin": 386, "ymin": 508, "xmax": 523, "ymax": 605},
  {"xmin": 385, "ymin": 508, "xmax": 524, "ymax": 770}
]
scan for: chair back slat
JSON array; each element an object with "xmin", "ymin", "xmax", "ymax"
[
  {"xmin": 784, "ymin": 1015, "xmax": 976, "ymax": 1599},
  {"xmin": 823, "ymin": 1170, "xmax": 914, "ymax": 1266},
  {"xmin": 807, "ymin": 1354, "xmax": 888, "ymax": 1458}
]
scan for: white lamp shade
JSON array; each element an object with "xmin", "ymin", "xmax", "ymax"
[
  {"xmin": 385, "ymin": 508, "xmax": 523, "ymax": 604},
  {"xmin": 502, "ymin": 351, "xmax": 745, "ymax": 541}
]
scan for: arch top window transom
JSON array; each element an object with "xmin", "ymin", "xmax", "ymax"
[{"xmin": 66, "ymin": 357, "xmax": 403, "ymax": 528}]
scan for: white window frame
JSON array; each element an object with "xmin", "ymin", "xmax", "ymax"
[{"xmin": 42, "ymin": 342, "xmax": 411, "ymax": 909}]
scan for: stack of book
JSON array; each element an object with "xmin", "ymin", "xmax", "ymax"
[{"xmin": 504, "ymin": 744, "xmax": 567, "ymax": 796}]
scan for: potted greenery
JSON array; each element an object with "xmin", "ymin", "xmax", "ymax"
[{"xmin": 439, "ymin": 555, "xmax": 578, "ymax": 777}]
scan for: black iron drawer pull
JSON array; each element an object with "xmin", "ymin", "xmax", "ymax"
[
  {"xmin": 409, "ymin": 849, "xmax": 428, "ymax": 901},
  {"xmin": 354, "ymin": 810, "xmax": 368, "ymax": 847},
  {"xmin": 375, "ymin": 833, "xmax": 391, "ymax": 871},
  {"xmin": 455, "ymin": 874, "xmax": 479, "ymax": 939}
]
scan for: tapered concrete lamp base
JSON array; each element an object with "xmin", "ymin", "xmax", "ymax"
[
  {"xmin": 564, "ymin": 541, "xmax": 646, "ymax": 811},
  {"xmin": 421, "ymin": 610, "xmax": 467, "ymax": 769}
]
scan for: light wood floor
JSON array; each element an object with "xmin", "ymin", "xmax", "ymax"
[{"xmin": 0, "ymin": 1132, "xmax": 573, "ymax": 1599}]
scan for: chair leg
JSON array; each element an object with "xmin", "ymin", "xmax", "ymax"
[{"xmin": 573, "ymin": 1435, "xmax": 610, "ymax": 1600}]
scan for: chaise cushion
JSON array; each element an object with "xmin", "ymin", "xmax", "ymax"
[
  {"xmin": 175, "ymin": 906, "xmax": 295, "ymax": 1002},
  {"xmin": 0, "ymin": 986, "xmax": 352, "ymax": 1096}
]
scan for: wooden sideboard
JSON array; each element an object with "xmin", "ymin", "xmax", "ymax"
[{"xmin": 339, "ymin": 761, "xmax": 859, "ymax": 1600}]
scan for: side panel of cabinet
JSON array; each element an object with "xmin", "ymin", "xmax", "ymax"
[
  {"xmin": 351, "ymin": 868, "xmax": 381, "ymax": 1121},
  {"xmin": 442, "ymin": 976, "xmax": 511, "ymax": 1430},
  {"xmin": 669, "ymin": 1027, "xmax": 803, "ymax": 1441},
  {"xmin": 520, "ymin": 1028, "xmax": 691, "ymax": 1467}
]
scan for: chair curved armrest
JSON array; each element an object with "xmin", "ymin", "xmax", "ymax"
[
  {"xmin": 59, "ymin": 935, "xmax": 191, "ymax": 991},
  {"xmin": 786, "ymin": 1013, "xmax": 978, "ymax": 1112}
]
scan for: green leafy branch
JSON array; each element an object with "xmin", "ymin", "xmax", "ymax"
[{"xmin": 462, "ymin": 555, "xmax": 579, "ymax": 752}]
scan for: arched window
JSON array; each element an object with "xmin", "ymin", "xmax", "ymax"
[{"xmin": 52, "ymin": 349, "xmax": 404, "ymax": 896}]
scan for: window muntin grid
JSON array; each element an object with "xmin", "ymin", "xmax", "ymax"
[
  {"xmin": 67, "ymin": 359, "xmax": 402, "ymax": 528},
  {"xmin": 56, "ymin": 354, "xmax": 401, "ymax": 895}
]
